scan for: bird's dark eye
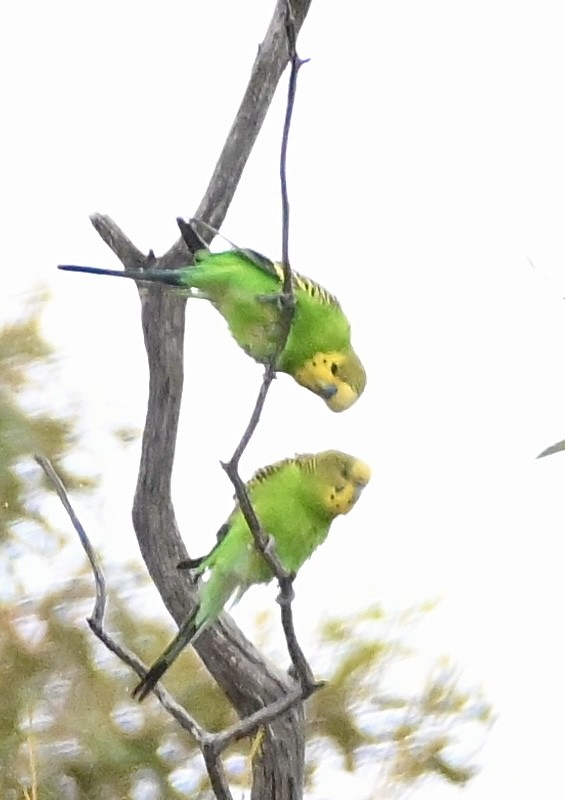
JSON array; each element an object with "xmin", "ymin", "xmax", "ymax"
[
  {"xmin": 340, "ymin": 463, "xmax": 349, "ymax": 479},
  {"xmin": 330, "ymin": 362, "xmax": 338, "ymax": 376}
]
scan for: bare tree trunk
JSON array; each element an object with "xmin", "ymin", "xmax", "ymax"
[{"xmin": 90, "ymin": 2, "xmax": 313, "ymax": 797}]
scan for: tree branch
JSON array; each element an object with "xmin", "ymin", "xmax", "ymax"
[
  {"xmin": 89, "ymin": 215, "xmax": 147, "ymax": 268},
  {"xmin": 280, "ymin": 0, "xmax": 309, "ymax": 275},
  {"xmin": 34, "ymin": 455, "xmax": 106, "ymax": 627},
  {"xmin": 70, "ymin": 2, "xmax": 313, "ymax": 798}
]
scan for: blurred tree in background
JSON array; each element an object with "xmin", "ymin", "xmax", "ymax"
[
  {"xmin": 0, "ymin": 291, "xmax": 88, "ymax": 550},
  {"xmin": 0, "ymin": 293, "xmax": 490, "ymax": 799}
]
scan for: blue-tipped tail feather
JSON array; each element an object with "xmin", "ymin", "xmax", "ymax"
[
  {"xmin": 58, "ymin": 264, "xmax": 185, "ymax": 287},
  {"xmin": 132, "ymin": 607, "xmax": 199, "ymax": 701}
]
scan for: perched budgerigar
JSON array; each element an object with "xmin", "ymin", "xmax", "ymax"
[
  {"xmin": 131, "ymin": 449, "xmax": 371, "ymax": 700},
  {"xmin": 58, "ymin": 244, "xmax": 366, "ymax": 411}
]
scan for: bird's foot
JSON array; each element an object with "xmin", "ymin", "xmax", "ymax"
[{"xmin": 256, "ymin": 291, "xmax": 296, "ymax": 312}]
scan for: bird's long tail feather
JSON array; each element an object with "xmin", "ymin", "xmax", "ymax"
[
  {"xmin": 132, "ymin": 607, "xmax": 199, "ymax": 701},
  {"xmin": 58, "ymin": 264, "xmax": 185, "ymax": 287}
]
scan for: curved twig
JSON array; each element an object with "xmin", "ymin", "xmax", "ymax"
[{"xmin": 34, "ymin": 455, "xmax": 106, "ymax": 627}]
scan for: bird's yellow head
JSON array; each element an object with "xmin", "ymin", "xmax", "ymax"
[
  {"xmin": 312, "ymin": 450, "xmax": 371, "ymax": 517},
  {"xmin": 294, "ymin": 349, "xmax": 367, "ymax": 412}
]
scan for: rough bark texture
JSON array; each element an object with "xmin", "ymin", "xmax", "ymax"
[{"xmin": 91, "ymin": 2, "xmax": 313, "ymax": 798}]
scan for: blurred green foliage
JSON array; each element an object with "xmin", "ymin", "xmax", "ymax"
[
  {"xmin": 0, "ymin": 292, "xmax": 94, "ymax": 547},
  {"xmin": 2, "ymin": 585, "xmax": 491, "ymax": 799},
  {"xmin": 308, "ymin": 605, "xmax": 490, "ymax": 792}
]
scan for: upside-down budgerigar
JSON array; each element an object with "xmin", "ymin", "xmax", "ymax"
[{"xmin": 58, "ymin": 245, "xmax": 366, "ymax": 411}]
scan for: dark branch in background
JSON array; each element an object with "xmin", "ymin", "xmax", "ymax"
[
  {"xmin": 62, "ymin": 2, "xmax": 314, "ymax": 799},
  {"xmin": 537, "ymin": 439, "xmax": 565, "ymax": 459}
]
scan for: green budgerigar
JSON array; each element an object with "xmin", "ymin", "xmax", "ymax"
[
  {"xmin": 131, "ymin": 449, "xmax": 371, "ymax": 700},
  {"xmin": 58, "ymin": 245, "xmax": 366, "ymax": 411}
]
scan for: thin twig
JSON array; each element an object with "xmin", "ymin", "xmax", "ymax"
[
  {"xmin": 280, "ymin": 0, "xmax": 308, "ymax": 278},
  {"xmin": 222, "ymin": 444, "xmax": 289, "ymax": 585},
  {"xmin": 202, "ymin": 739, "xmax": 234, "ymax": 800},
  {"xmin": 277, "ymin": 577, "xmax": 320, "ymax": 694},
  {"xmin": 35, "ymin": 455, "xmax": 106, "ymax": 627},
  {"xmin": 220, "ymin": 9, "xmax": 318, "ymax": 699},
  {"xmin": 222, "ymin": 378, "xmax": 317, "ymax": 696},
  {"xmin": 88, "ymin": 620, "xmax": 205, "ymax": 741},
  {"xmin": 271, "ymin": 5, "xmax": 318, "ymax": 695},
  {"xmin": 221, "ymin": 363, "xmax": 291, "ymax": 585},
  {"xmin": 212, "ymin": 685, "xmax": 304, "ymax": 753},
  {"xmin": 25, "ymin": 710, "xmax": 38, "ymax": 800}
]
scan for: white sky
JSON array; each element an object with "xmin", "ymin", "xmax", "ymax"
[{"xmin": 3, "ymin": 1, "xmax": 565, "ymax": 797}]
